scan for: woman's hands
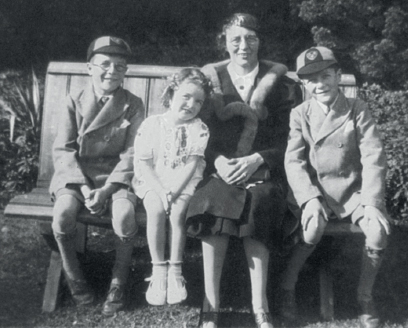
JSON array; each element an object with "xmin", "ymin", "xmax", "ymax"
[{"xmin": 214, "ymin": 153, "xmax": 264, "ymax": 185}]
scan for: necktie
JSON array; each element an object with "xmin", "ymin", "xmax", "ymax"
[{"xmin": 100, "ymin": 96, "xmax": 109, "ymax": 106}]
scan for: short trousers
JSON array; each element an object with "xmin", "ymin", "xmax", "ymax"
[
  {"xmin": 326, "ymin": 203, "xmax": 365, "ymax": 224},
  {"xmin": 54, "ymin": 185, "xmax": 137, "ymax": 207}
]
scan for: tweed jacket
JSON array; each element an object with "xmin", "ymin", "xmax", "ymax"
[
  {"xmin": 285, "ymin": 92, "xmax": 387, "ymax": 219},
  {"xmin": 49, "ymin": 85, "xmax": 144, "ymax": 196}
]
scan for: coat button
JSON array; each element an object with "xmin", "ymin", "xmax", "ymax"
[
  {"xmin": 104, "ymin": 135, "xmax": 110, "ymax": 142},
  {"xmin": 337, "ymin": 142, "xmax": 343, "ymax": 148}
]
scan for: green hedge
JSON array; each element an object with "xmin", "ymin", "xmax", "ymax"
[
  {"xmin": 0, "ymin": 70, "xmax": 43, "ymax": 208},
  {"xmin": 360, "ymin": 84, "xmax": 408, "ymax": 223}
]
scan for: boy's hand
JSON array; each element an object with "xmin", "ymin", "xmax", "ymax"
[
  {"xmin": 80, "ymin": 184, "xmax": 92, "ymax": 200},
  {"xmin": 86, "ymin": 188, "xmax": 110, "ymax": 215},
  {"xmin": 302, "ymin": 198, "xmax": 328, "ymax": 231},
  {"xmin": 364, "ymin": 206, "xmax": 391, "ymax": 235}
]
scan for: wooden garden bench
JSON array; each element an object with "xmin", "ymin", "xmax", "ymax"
[{"xmin": 4, "ymin": 61, "xmax": 359, "ymax": 319}]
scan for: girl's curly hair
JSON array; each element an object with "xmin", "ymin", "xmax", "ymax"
[{"xmin": 161, "ymin": 68, "xmax": 213, "ymax": 108}]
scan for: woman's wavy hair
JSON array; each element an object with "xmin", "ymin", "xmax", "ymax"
[
  {"xmin": 161, "ymin": 68, "xmax": 213, "ymax": 109},
  {"xmin": 216, "ymin": 13, "xmax": 261, "ymax": 55}
]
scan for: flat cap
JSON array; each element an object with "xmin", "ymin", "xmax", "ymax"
[
  {"xmin": 296, "ymin": 46, "xmax": 337, "ymax": 76},
  {"xmin": 87, "ymin": 36, "xmax": 132, "ymax": 61}
]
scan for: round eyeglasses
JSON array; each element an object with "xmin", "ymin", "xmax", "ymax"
[
  {"xmin": 228, "ymin": 35, "xmax": 259, "ymax": 47},
  {"xmin": 92, "ymin": 62, "xmax": 128, "ymax": 72}
]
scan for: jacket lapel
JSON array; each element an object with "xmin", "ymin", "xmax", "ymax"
[
  {"xmin": 314, "ymin": 92, "xmax": 351, "ymax": 143},
  {"xmin": 82, "ymin": 87, "xmax": 128, "ymax": 134}
]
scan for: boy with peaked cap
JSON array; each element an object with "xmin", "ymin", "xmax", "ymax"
[
  {"xmin": 50, "ymin": 36, "xmax": 144, "ymax": 316},
  {"xmin": 280, "ymin": 46, "xmax": 390, "ymax": 328}
]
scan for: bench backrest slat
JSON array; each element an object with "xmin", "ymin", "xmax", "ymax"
[{"xmin": 37, "ymin": 61, "xmax": 357, "ymax": 188}]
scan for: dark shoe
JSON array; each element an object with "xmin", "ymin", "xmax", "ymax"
[
  {"xmin": 359, "ymin": 300, "xmax": 381, "ymax": 328},
  {"xmin": 102, "ymin": 283, "xmax": 126, "ymax": 316},
  {"xmin": 198, "ymin": 311, "xmax": 219, "ymax": 328},
  {"xmin": 66, "ymin": 278, "xmax": 94, "ymax": 306},
  {"xmin": 279, "ymin": 288, "xmax": 298, "ymax": 323},
  {"xmin": 254, "ymin": 312, "xmax": 273, "ymax": 328}
]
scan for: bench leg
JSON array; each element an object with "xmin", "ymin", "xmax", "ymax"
[
  {"xmin": 319, "ymin": 262, "xmax": 334, "ymax": 320},
  {"xmin": 42, "ymin": 250, "xmax": 63, "ymax": 312}
]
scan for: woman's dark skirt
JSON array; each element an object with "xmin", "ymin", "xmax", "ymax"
[{"xmin": 186, "ymin": 176, "xmax": 297, "ymax": 252}]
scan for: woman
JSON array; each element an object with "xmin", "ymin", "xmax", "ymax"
[{"xmin": 186, "ymin": 13, "xmax": 301, "ymax": 328}]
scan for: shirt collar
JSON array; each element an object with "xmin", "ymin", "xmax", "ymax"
[
  {"xmin": 227, "ymin": 63, "xmax": 259, "ymax": 88},
  {"xmin": 316, "ymin": 93, "xmax": 339, "ymax": 115},
  {"xmin": 94, "ymin": 89, "xmax": 114, "ymax": 102}
]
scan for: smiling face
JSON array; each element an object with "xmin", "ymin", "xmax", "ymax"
[
  {"xmin": 302, "ymin": 67, "xmax": 342, "ymax": 106},
  {"xmin": 169, "ymin": 81, "xmax": 206, "ymax": 125},
  {"xmin": 87, "ymin": 54, "xmax": 127, "ymax": 95},
  {"xmin": 225, "ymin": 25, "xmax": 259, "ymax": 72}
]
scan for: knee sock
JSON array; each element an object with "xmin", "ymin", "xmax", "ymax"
[
  {"xmin": 54, "ymin": 230, "xmax": 84, "ymax": 281},
  {"xmin": 281, "ymin": 241, "xmax": 316, "ymax": 291},
  {"xmin": 111, "ymin": 234, "xmax": 136, "ymax": 286},
  {"xmin": 357, "ymin": 246, "xmax": 384, "ymax": 303}
]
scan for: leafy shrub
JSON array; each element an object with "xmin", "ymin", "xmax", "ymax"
[
  {"xmin": 360, "ymin": 84, "xmax": 408, "ymax": 223},
  {"xmin": 0, "ymin": 69, "xmax": 44, "ymax": 208}
]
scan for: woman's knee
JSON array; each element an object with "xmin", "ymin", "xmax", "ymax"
[{"xmin": 52, "ymin": 195, "xmax": 81, "ymax": 233}]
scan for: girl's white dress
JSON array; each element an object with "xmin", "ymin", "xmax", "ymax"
[{"xmin": 133, "ymin": 112, "xmax": 209, "ymax": 198}]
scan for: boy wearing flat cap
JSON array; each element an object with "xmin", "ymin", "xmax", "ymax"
[
  {"xmin": 280, "ymin": 46, "xmax": 390, "ymax": 328},
  {"xmin": 50, "ymin": 36, "xmax": 144, "ymax": 315}
]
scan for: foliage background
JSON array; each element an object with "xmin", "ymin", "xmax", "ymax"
[{"xmin": 0, "ymin": 0, "xmax": 407, "ymax": 219}]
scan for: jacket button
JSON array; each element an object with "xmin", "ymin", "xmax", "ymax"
[
  {"xmin": 104, "ymin": 135, "xmax": 110, "ymax": 142},
  {"xmin": 338, "ymin": 142, "xmax": 343, "ymax": 148}
]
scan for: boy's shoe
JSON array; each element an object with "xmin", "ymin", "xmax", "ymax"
[
  {"xmin": 166, "ymin": 273, "xmax": 187, "ymax": 305},
  {"xmin": 278, "ymin": 288, "xmax": 298, "ymax": 323},
  {"xmin": 145, "ymin": 275, "xmax": 167, "ymax": 306},
  {"xmin": 66, "ymin": 278, "xmax": 94, "ymax": 306},
  {"xmin": 102, "ymin": 283, "xmax": 126, "ymax": 316},
  {"xmin": 359, "ymin": 300, "xmax": 381, "ymax": 328}
]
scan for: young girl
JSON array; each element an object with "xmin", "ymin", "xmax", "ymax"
[{"xmin": 133, "ymin": 68, "xmax": 212, "ymax": 306}]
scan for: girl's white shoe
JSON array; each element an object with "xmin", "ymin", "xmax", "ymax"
[{"xmin": 166, "ymin": 273, "xmax": 187, "ymax": 304}]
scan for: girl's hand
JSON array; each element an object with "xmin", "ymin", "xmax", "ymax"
[{"xmin": 159, "ymin": 189, "xmax": 171, "ymax": 215}]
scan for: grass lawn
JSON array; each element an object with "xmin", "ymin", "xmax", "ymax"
[{"xmin": 1, "ymin": 210, "xmax": 408, "ymax": 328}]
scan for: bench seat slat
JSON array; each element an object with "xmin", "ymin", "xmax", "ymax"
[{"xmin": 4, "ymin": 188, "xmax": 146, "ymax": 227}]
